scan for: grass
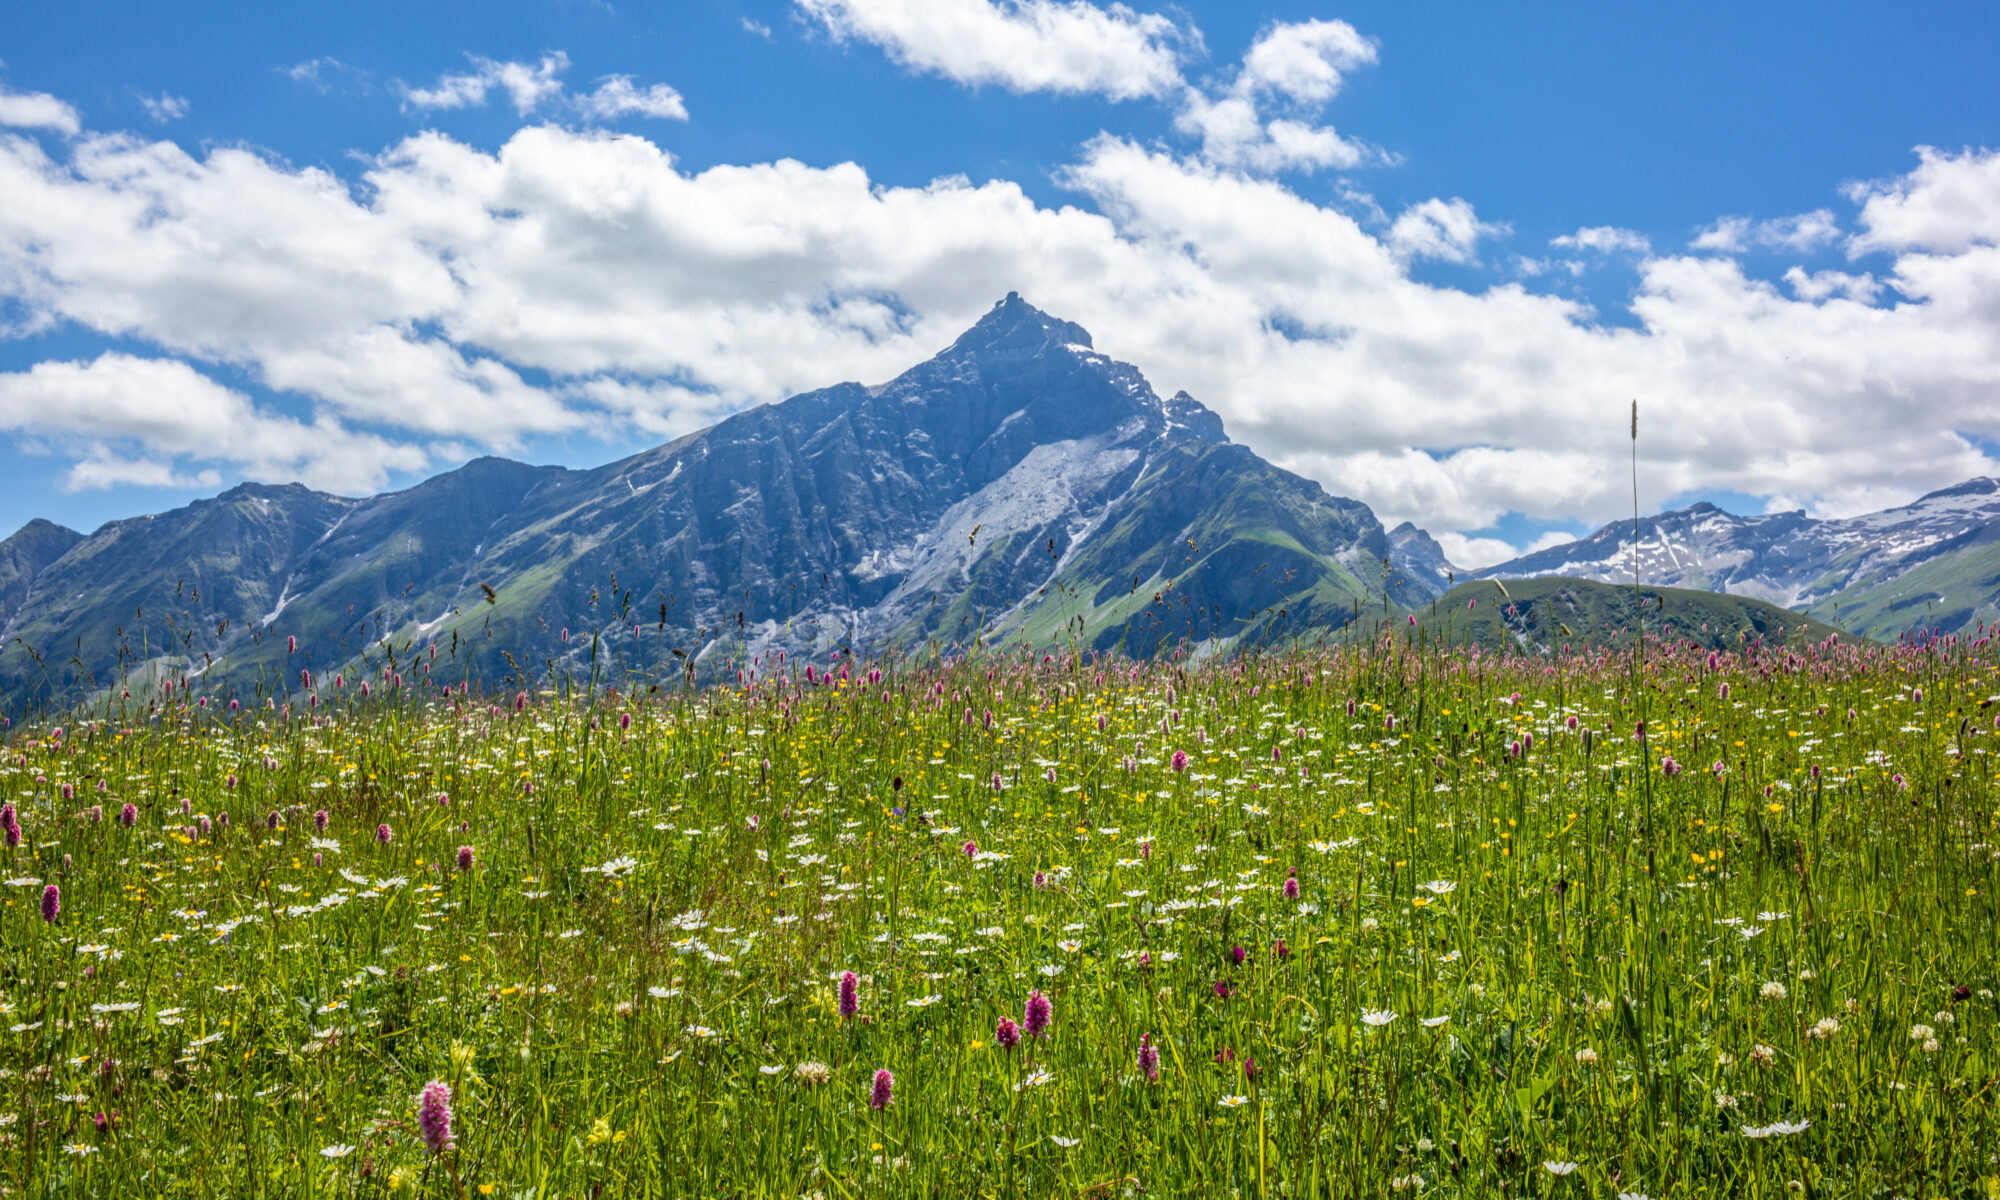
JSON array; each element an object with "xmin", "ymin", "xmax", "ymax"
[{"xmin": 1, "ymin": 620, "xmax": 1995, "ymax": 1198}]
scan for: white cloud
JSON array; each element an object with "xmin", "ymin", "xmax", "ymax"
[
  {"xmin": 1690, "ymin": 216, "xmax": 1749, "ymax": 253},
  {"xmin": 742, "ymin": 17, "xmax": 774, "ymax": 38},
  {"xmin": 1387, "ymin": 197, "xmax": 1506, "ymax": 263},
  {"xmin": 0, "ymin": 354, "xmax": 425, "ymax": 493},
  {"xmin": 3, "ymin": 88, "xmax": 2000, "ymax": 561},
  {"xmin": 1692, "ymin": 208, "xmax": 1840, "ymax": 254},
  {"xmin": 257, "ymin": 329, "xmax": 584, "ymax": 438},
  {"xmin": 1783, "ymin": 266, "xmax": 1880, "ymax": 303},
  {"xmin": 403, "ymin": 52, "xmax": 571, "ymax": 115},
  {"xmin": 795, "ymin": 4, "xmax": 1380, "ymax": 176},
  {"xmin": 794, "ymin": 0, "xmax": 1192, "ymax": 101},
  {"xmin": 1173, "ymin": 92, "xmax": 1371, "ymax": 173},
  {"xmin": 285, "ymin": 57, "xmax": 370, "ymax": 95},
  {"xmin": 573, "ymin": 77, "xmax": 689, "ymax": 122},
  {"xmin": 1845, "ymin": 144, "xmax": 2000, "ymax": 255},
  {"xmin": 399, "ymin": 53, "xmax": 688, "ymax": 123},
  {"xmin": 0, "ymin": 85, "xmax": 81, "ymax": 136},
  {"xmin": 64, "ymin": 454, "xmax": 221, "ymax": 492},
  {"xmin": 1436, "ymin": 530, "xmax": 1576, "ymax": 572},
  {"xmin": 1172, "ymin": 19, "xmax": 1383, "ymax": 174},
  {"xmin": 138, "ymin": 93, "xmax": 190, "ymax": 123},
  {"xmin": 1235, "ymin": 19, "xmax": 1376, "ymax": 106},
  {"xmin": 1551, "ymin": 225, "xmax": 1649, "ymax": 254}
]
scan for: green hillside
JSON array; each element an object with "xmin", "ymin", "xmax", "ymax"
[
  {"xmin": 1413, "ymin": 576, "xmax": 1854, "ymax": 651},
  {"xmin": 1794, "ymin": 526, "xmax": 2000, "ymax": 639}
]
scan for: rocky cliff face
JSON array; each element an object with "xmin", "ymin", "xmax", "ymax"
[
  {"xmin": 0, "ymin": 295, "xmax": 1434, "ymax": 711},
  {"xmin": 1387, "ymin": 522, "xmax": 1460, "ymax": 598},
  {"xmin": 0, "ymin": 519, "xmax": 85, "ymax": 645}
]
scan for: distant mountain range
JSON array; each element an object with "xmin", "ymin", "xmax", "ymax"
[
  {"xmin": 3, "ymin": 294, "xmax": 1990, "ymax": 714},
  {"xmin": 1468, "ymin": 479, "xmax": 2000, "ymax": 639},
  {"xmin": 0, "ymin": 295, "xmax": 1436, "ymax": 712}
]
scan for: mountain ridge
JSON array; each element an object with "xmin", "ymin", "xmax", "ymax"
[
  {"xmin": 1472, "ymin": 478, "xmax": 2000, "ymax": 638},
  {"xmin": 0, "ymin": 295, "xmax": 1432, "ymax": 711},
  {"xmin": 12, "ymin": 295, "xmax": 2000, "ymax": 715}
]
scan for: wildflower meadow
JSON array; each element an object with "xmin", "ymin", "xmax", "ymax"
[{"xmin": 2, "ymin": 620, "xmax": 1996, "ymax": 1198}]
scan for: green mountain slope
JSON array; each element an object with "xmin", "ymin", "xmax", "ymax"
[{"xmin": 1414, "ymin": 576, "xmax": 1854, "ymax": 651}]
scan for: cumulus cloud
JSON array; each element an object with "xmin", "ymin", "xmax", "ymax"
[
  {"xmin": 0, "ymin": 354, "xmax": 426, "ymax": 493},
  {"xmin": 1234, "ymin": 19, "xmax": 1376, "ymax": 105},
  {"xmin": 1387, "ymin": 197, "xmax": 1506, "ymax": 263},
  {"xmin": 402, "ymin": 52, "xmax": 572, "ymax": 114},
  {"xmin": 572, "ymin": 77, "xmax": 690, "ymax": 121},
  {"xmin": 0, "ymin": 84, "xmax": 81, "ymax": 135},
  {"xmin": 1195, "ymin": 16, "xmax": 1394, "ymax": 176},
  {"xmin": 1783, "ymin": 266, "xmax": 1881, "ymax": 303},
  {"xmin": 1691, "ymin": 208, "xmax": 1841, "ymax": 254},
  {"xmin": 1173, "ymin": 91, "xmax": 1371, "ymax": 173},
  {"xmin": 400, "ymin": 52, "xmax": 687, "ymax": 122},
  {"xmin": 796, "ymin": 1, "xmax": 1377, "ymax": 174},
  {"xmin": 1437, "ymin": 530, "xmax": 1577, "ymax": 572},
  {"xmin": 1845, "ymin": 144, "xmax": 2000, "ymax": 255},
  {"xmin": 3, "ymin": 80, "xmax": 2000, "ymax": 558},
  {"xmin": 1170, "ymin": 18, "xmax": 1386, "ymax": 173},
  {"xmin": 794, "ymin": 0, "xmax": 1193, "ymax": 101}
]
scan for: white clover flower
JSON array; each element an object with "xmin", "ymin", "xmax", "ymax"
[{"xmin": 1741, "ymin": 1119, "xmax": 1810, "ymax": 1138}]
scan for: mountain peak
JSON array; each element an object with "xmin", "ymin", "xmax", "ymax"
[
  {"xmin": 1912, "ymin": 476, "xmax": 2000, "ymax": 504},
  {"xmin": 1386, "ymin": 521, "xmax": 1459, "ymax": 594},
  {"xmin": 8, "ymin": 517, "xmax": 80, "ymax": 542},
  {"xmin": 949, "ymin": 293, "xmax": 1093, "ymax": 357}
]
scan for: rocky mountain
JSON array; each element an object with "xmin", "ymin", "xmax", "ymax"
[
  {"xmin": 1387, "ymin": 522, "xmax": 1460, "ymax": 597},
  {"xmin": 1472, "ymin": 478, "xmax": 2000, "ymax": 638},
  {"xmin": 0, "ymin": 295, "xmax": 1436, "ymax": 713},
  {"xmin": 0, "ymin": 519, "xmax": 83, "ymax": 642}
]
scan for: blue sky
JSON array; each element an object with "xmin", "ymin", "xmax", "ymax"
[{"xmin": 3, "ymin": 0, "xmax": 1998, "ymax": 566}]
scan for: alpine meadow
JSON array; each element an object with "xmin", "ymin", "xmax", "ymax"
[
  {"xmin": 4, "ymin": 0, "xmax": 2000, "ymax": 1197},
  {"xmin": 3, "ymin": 618, "xmax": 1996, "ymax": 1196}
]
